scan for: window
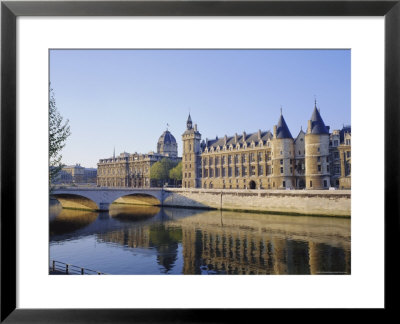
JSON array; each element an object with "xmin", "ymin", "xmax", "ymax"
[
  {"xmin": 280, "ymin": 167, "xmax": 283, "ymax": 174},
  {"xmin": 258, "ymin": 165, "xmax": 263, "ymax": 176},
  {"xmin": 326, "ymin": 157, "xmax": 329, "ymax": 162},
  {"xmin": 235, "ymin": 155, "xmax": 239, "ymax": 163},
  {"xmin": 235, "ymin": 167, "xmax": 239, "ymax": 177},
  {"xmin": 251, "ymin": 166, "xmax": 256, "ymax": 176},
  {"xmin": 222, "ymin": 156, "xmax": 226, "ymax": 165},
  {"xmin": 188, "ymin": 172, "xmax": 191, "ymax": 178},
  {"xmin": 317, "ymin": 147, "xmax": 320, "ymax": 152},
  {"xmin": 209, "ymin": 157, "xmax": 213, "ymax": 165},
  {"xmin": 283, "ymin": 181, "xmax": 286, "ymax": 188},
  {"xmin": 334, "ymin": 140, "xmax": 339, "ymax": 146},
  {"xmin": 347, "ymin": 151, "xmax": 351, "ymax": 158},
  {"xmin": 216, "ymin": 157, "xmax": 219, "ymax": 165},
  {"xmin": 210, "ymin": 169, "xmax": 214, "ymax": 177},
  {"xmin": 280, "ymin": 159, "xmax": 283, "ymax": 165},
  {"xmin": 250, "ymin": 153, "xmax": 255, "ymax": 162},
  {"xmin": 327, "ymin": 165, "xmax": 330, "ymax": 172},
  {"xmin": 204, "ymin": 169, "xmax": 208, "ymax": 177},
  {"xmin": 228, "ymin": 167, "xmax": 232, "ymax": 177},
  {"xmin": 228, "ymin": 155, "xmax": 232, "ymax": 164},
  {"xmin": 242, "ymin": 167, "xmax": 247, "ymax": 176},
  {"xmin": 290, "ymin": 167, "xmax": 292, "ymax": 173},
  {"xmin": 215, "ymin": 168, "xmax": 220, "ymax": 177},
  {"xmin": 258, "ymin": 152, "xmax": 263, "ymax": 162},
  {"xmin": 317, "ymin": 157, "xmax": 320, "ymax": 162},
  {"xmin": 324, "ymin": 180, "xmax": 327, "ymax": 187},
  {"xmin": 242, "ymin": 154, "xmax": 247, "ymax": 163},
  {"xmin": 222, "ymin": 168, "xmax": 226, "ymax": 177},
  {"xmin": 318, "ymin": 165, "xmax": 321, "ymax": 172},
  {"xmin": 310, "ymin": 180, "xmax": 313, "ymax": 187}
]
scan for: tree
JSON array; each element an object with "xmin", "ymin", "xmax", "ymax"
[
  {"xmin": 150, "ymin": 158, "xmax": 176, "ymax": 187},
  {"xmin": 49, "ymin": 86, "xmax": 71, "ymax": 186},
  {"xmin": 169, "ymin": 162, "xmax": 182, "ymax": 187}
]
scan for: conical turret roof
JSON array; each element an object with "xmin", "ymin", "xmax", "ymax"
[
  {"xmin": 276, "ymin": 114, "xmax": 293, "ymax": 139},
  {"xmin": 309, "ymin": 104, "xmax": 329, "ymax": 134}
]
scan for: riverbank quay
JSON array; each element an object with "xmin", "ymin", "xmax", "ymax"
[{"xmin": 163, "ymin": 188, "xmax": 351, "ymax": 217}]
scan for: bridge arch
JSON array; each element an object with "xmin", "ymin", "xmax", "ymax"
[
  {"xmin": 51, "ymin": 194, "xmax": 99, "ymax": 211},
  {"xmin": 112, "ymin": 193, "xmax": 161, "ymax": 206}
]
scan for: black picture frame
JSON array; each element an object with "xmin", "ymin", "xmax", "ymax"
[{"xmin": 1, "ymin": 0, "xmax": 398, "ymax": 322}]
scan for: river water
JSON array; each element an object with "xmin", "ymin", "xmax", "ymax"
[{"xmin": 49, "ymin": 201, "xmax": 351, "ymax": 275}]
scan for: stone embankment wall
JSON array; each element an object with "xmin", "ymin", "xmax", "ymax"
[{"xmin": 163, "ymin": 189, "xmax": 351, "ymax": 217}]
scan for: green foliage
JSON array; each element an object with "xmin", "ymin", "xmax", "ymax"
[
  {"xmin": 150, "ymin": 158, "xmax": 177, "ymax": 185},
  {"xmin": 49, "ymin": 86, "xmax": 71, "ymax": 185},
  {"xmin": 169, "ymin": 162, "xmax": 182, "ymax": 181}
]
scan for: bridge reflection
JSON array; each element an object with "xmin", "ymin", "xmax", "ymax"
[{"xmin": 50, "ymin": 208, "xmax": 99, "ymax": 236}]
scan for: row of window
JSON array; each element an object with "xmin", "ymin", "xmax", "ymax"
[{"xmin": 98, "ymin": 167, "xmax": 149, "ymax": 175}]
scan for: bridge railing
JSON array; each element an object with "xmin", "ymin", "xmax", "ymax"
[{"xmin": 49, "ymin": 260, "xmax": 106, "ymax": 275}]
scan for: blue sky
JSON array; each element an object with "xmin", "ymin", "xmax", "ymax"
[{"xmin": 50, "ymin": 49, "xmax": 350, "ymax": 168}]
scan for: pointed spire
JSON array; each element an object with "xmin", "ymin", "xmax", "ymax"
[
  {"xmin": 276, "ymin": 111, "xmax": 293, "ymax": 139},
  {"xmin": 309, "ymin": 101, "xmax": 329, "ymax": 134},
  {"xmin": 186, "ymin": 113, "xmax": 193, "ymax": 130}
]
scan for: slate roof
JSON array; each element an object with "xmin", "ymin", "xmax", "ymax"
[
  {"xmin": 309, "ymin": 105, "xmax": 329, "ymax": 134},
  {"xmin": 276, "ymin": 114, "xmax": 293, "ymax": 139},
  {"xmin": 158, "ymin": 130, "xmax": 177, "ymax": 144},
  {"xmin": 204, "ymin": 130, "xmax": 273, "ymax": 150}
]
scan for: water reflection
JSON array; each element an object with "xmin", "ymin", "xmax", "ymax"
[
  {"xmin": 50, "ymin": 207, "xmax": 98, "ymax": 236},
  {"xmin": 50, "ymin": 202, "xmax": 350, "ymax": 275}
]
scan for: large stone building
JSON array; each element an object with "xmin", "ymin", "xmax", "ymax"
[
  {"xmin": 182, "ymin": 102, "xmax": 351, "ymax": 190},
  {"xmin": 97, "ymin": 130, "xmax": 181, "ymax": 188},
  {"xmin": 52, "ymin": 164, "xmax": 97, "ymax": 185}
]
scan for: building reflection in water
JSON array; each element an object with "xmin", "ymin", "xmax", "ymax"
[{"xmin": 93, "ymin": 205, "xmax": 350, "ymax": 275}]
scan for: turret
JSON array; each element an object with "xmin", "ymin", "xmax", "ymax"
[
  {"xmin": 270, "ymin": 111, "xmax": 295, "ymax": 189},
  {"xmin": 305, "ymin": 101, "xmax": 330, "ymax": 189},
  {"xmin": 182, "ymin": 114, "xmax": 201, "ymax": 188}
]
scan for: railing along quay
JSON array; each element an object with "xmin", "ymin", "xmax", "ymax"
[{"xmin": 50, "ymin": 260, "xmax": 106, "ymax": 275}]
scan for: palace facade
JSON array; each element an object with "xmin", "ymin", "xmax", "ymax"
[
  {"xmin": 97, "ymin": 130, "xmax": 181, "ymax": 188},
  {"xmin": 182, "ymin": 102, "xmax": 351, "ymax": 190}
]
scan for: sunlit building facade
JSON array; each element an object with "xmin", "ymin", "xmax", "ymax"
[{"xmin": 182, "ymin": 102, "xmax": 351, "ymax": 190}]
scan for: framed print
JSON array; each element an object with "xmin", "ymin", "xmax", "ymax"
[{"xmin": 1, "ymin": 0, "xmax": 399, "ymax": 322}]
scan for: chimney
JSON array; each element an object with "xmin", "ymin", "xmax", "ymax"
[
  {"xmin": 234, "ymin": 133, "xmax": 238, "ymax": 143},
  {"xmin": 258, "ymin": 129, "xmax": 262, "ymax": 140},
  {"xmin": 307, "ymin": 120, "xmax": 312, "ymax": 134},
  {"xmin": 194, "ymin": 124, "xmax": 198, "ymax": 131},
  {"xmin": 242, "ymin": 131, "xmax": 246, "ymax": 142},
  {"xmin": 273, "ymin": 125, "xmax": 277, "ymax": 138},
  {"xmin": 224, "ymin": 135, "xmax": 228, "ymax": 145}
]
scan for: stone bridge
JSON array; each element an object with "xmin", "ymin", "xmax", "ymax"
[
  {"xmin": 51, "ymin": 187, "xmax": 166, "ymax": 211},
  {"xmin": 50, "ymin": 187, "xmax": 351, "ymax": 216}
]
